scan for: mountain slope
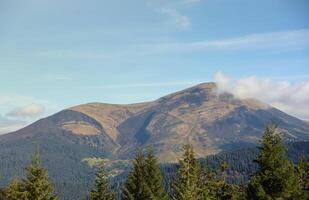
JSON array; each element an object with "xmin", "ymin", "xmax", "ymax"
[
  {"xmin": 1, "ymin": 82, "xmax": 309, "ymax": 199},
  {"xmin": 1, "ymin": 82, "xmax": 309, "ymax": 162}
]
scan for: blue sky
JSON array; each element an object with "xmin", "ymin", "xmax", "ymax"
[{"xmin": 0, "ymin": 0, "xmax": 309, "ymax": 133}]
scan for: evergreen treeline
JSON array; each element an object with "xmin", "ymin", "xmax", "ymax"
[
  {"xmin": 1, "ymin": 125, "xmax": 308, "ymax": 200},
  {"xmin": 2, "ymin": 150, "xmax": 58, "ymax": 200}
]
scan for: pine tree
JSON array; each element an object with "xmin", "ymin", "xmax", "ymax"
[
  {"xmin": 90, "ymin": 162, "xmax": 115, "ymax": 200},
  {"xmin": 4, "ymin": 178, "xmax": 27, "ymax": 200},
  {"xmin": 122, "ymin": 150, "xmax": 152, "ymax": 200},
  {"xmin": 172, "ymin": 144, "xmax": 202, "ymax": 200},
  {"xmin": 295, "ymin": 155, "xmax": 309, "ymax": 199},
  {"xmin": 200, "ymin": 167, "xmax": 217, "ymax": 200},
  {"xmin": 144, "ymin": 148, "xmax": 167, "ymax": 200},
  {"xmin": 22, "ymin": 150, "xmax": 58, "ymax": 200},
  {"xmin": 216, "ymin": 162, "xmax": 239, "ymax": 200},
  {"xmin": 246, "ymin": 124, "xmax": 300, "ymax": 200},
  {"xmin": 201, "ymin": 162, "xmax": 240, "ymax": 200}
]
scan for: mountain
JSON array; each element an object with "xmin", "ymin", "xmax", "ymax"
[
  {"xmin": 1, "ymin": 82, "xmax": 309, "ymax": 161},
  {"xmin": 0, "ymin": 82, "xmax": 309, "ymax": 199}
]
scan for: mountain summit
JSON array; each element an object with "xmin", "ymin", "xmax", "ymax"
[{"xmin": 1, "ymin": 82, "xmax": 308, "ymax": 162}]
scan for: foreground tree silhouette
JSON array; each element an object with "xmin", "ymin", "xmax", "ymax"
[
  {"xmin": 246, "ymin": 125, "xmax": 300, "ymax": 200},
  {"xmin": 122, "ymin": 150, "xmax": 152, "ymax": 200},
  {"xmin": 90, "ymin": 162, "xmax": 115, "ymax": 200},
  {"xmin": 172, "ymin": 144, "xmax": 202, "ymax": 200},
  {"xmin": 144, "ymin": 148, "xmax": 168, "ymax": 200}
]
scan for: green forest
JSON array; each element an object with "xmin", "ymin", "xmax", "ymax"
[{"xmin": 1, "ymin": 125, "xmax": 308, "ymax": 200}]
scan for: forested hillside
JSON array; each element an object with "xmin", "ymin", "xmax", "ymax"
[{"xmin": 1, "ymin": 140, "xmax": 308, "ymax": 200}]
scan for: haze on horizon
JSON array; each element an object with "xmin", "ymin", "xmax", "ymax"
[{"xmin": 0, "ymin": 0, "xmax": 309, "ymax": 134}]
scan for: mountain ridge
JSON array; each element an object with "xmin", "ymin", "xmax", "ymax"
[{"xmin": 1, "ymin": 82, "xmax": 308, "ymax": 162}]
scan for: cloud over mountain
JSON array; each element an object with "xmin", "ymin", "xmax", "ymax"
[
  {"xmin": 6, "ymin": 103, "xmax": 45, "ymax": 119},
  {"xmin": 214, "ymin": 72, "xmax": 309, "ymax": 120}
]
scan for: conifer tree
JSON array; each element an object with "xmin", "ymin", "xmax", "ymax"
[
  {"xmin": 172, "ymin": 144, "xmax": 202, "ymax": 200},
  {"xmin": 4, "ymin": 178, "xmax": 27, "ymax": 200},
  {"xmin": 216, "ymin": 161, "xmax": 240, "ymax": 200},
  {"xmin": 122, "ymin": 150, "xmax": 152, "ymax": 200},
  {"xmin": 200, "ymin": 168, "xmax": 217, "ymax": 200},
  {"xmin": 144, "ymin": 148, "xmax": 167, "ymax": 200},
  {"xmin": 246, "ymin": 124, "xmax": 300, "ymax": 200},
  {"xmin": 90, "ymin": 162, "xmax": 115, "ymax": 200},
  {"xmin": 22, "ymin": 150, "xmax": 58, "ymax": 200},
  {"xmin": 295, "ymin": 155, "xmax": 309, "ymax": 199},
  {"xmin": 201, "ymin": 162, "xmax": 240, "ymax": 200}
]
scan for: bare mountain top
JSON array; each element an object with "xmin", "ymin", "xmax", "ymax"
[
  {"xmin": 1, "ymin": 82, "xmax": 309, "ymax": 162},
  {"xmin": 69, "ymin": 102, "xmax": 154, "ymax": 140}
]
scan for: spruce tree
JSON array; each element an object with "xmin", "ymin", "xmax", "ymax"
[
  {"xmin": 200, "ymin": 168, "xmax": 217, "ymax": 200},
  {"xmin": 122, "ymin": 150, "xmax": 152, "ymax": 200},
  {"xmin": 4, "ymin": 178, "xmax": 27, "ymax": 200},
  {"xmin": 144, "ymin": 148, "xmax": 167, "ymax": 200},
  {"xmin": 172, "ymin": 144, "xmax": 202, "ymax": 200},
  {"xmin": 201, "ymin": 162, "xmax": 240, "ymax": 200},
  {"xmin": 90, "ymin": 162, "xmax": 115, "ymax": 200},
  {"xmin": 246, "ymin": 125, "xmax": 300, "ymax": 200},
  {"xmin": 22, "ymin": 151, "xmax": 58, "ymax": 200},
  {"xmin": 295, "ymin": 156, "xmax": 309, "ymax": 199}
]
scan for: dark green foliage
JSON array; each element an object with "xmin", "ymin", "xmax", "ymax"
[
  {"xmin": 0, "ymin": 132, "xmax": 105, "ymax": 200},
  {"xmin": 122, "ymin": 150, "xmax": 152, "ymax": 200},
  {"xmin": 200, "ymin": 162, "xmax": 241, "ymax": 200},
  {"xmin": 23, "ymin": 151, "xmax": 58, "ymax": 200},
  {"xmin": 4, "ymin": 178, "xmax": 27, "ymax": 200},
  {"xmin": 172, "ymin": 144, "xmax": 202, "ymax": 200},
  {"xmin": 0, "ymin": 188, "xmax": 6, "ymax": 200},
  {"xmin": 4, "ymin": 151, "xmax": 58, "ymax": 200},
  {"xmin": 246, "ymin": 125, "xmax": 301, "ymax": 200},
  {"xmin": 295, "ymin": 156, "xmax": 309, "ymax": 199},
  {"xmin": 90, "ymin": 163, "xmax": 115, "ymax": 200},
  {"xmin": 144, "ymin": 148, "xmax": 168, "ymax": 200},
  {"xmin": 200, "ymin": 168, "xmax": 218, "ymax": 200},
  {"xmin": 122, "ymin": 148, "xmax": 168, "ymax": 200},
  {"xmin": 1, "ymin": 139, "xmax": 308, "ymax": 200}
]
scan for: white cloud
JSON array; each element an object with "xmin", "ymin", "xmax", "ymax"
[
  {"xmin": 6, "ymin": 103, "xmax": 45, "ymax": 118},
  {"xmin": 0, "ymin": 94, "xmax": 59, "ymax": 134},
  {"xmin": 160, "ymin": 8, "xmax": 191, "ymax": 29},
  {"xmin": 214, "ymin": 72, "xmax": 309, "ymax": 120}
]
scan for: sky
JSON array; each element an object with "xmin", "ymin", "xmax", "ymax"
[{"xmin": 0, "ymin": 0, "xmax": 309, "ymax": 134}]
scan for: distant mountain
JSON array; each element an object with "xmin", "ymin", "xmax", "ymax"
[{"xmin": 0, "ymin": 82, "xmax": 309, "ymax": 199}]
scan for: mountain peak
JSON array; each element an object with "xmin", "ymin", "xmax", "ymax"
[
  {"xmin": 1, "ymin": 82, "xmax": 309, "ymax": 162},
  {"xmin": 193, "ymin": 82, "xmax": 217, "ymax": 90}
]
